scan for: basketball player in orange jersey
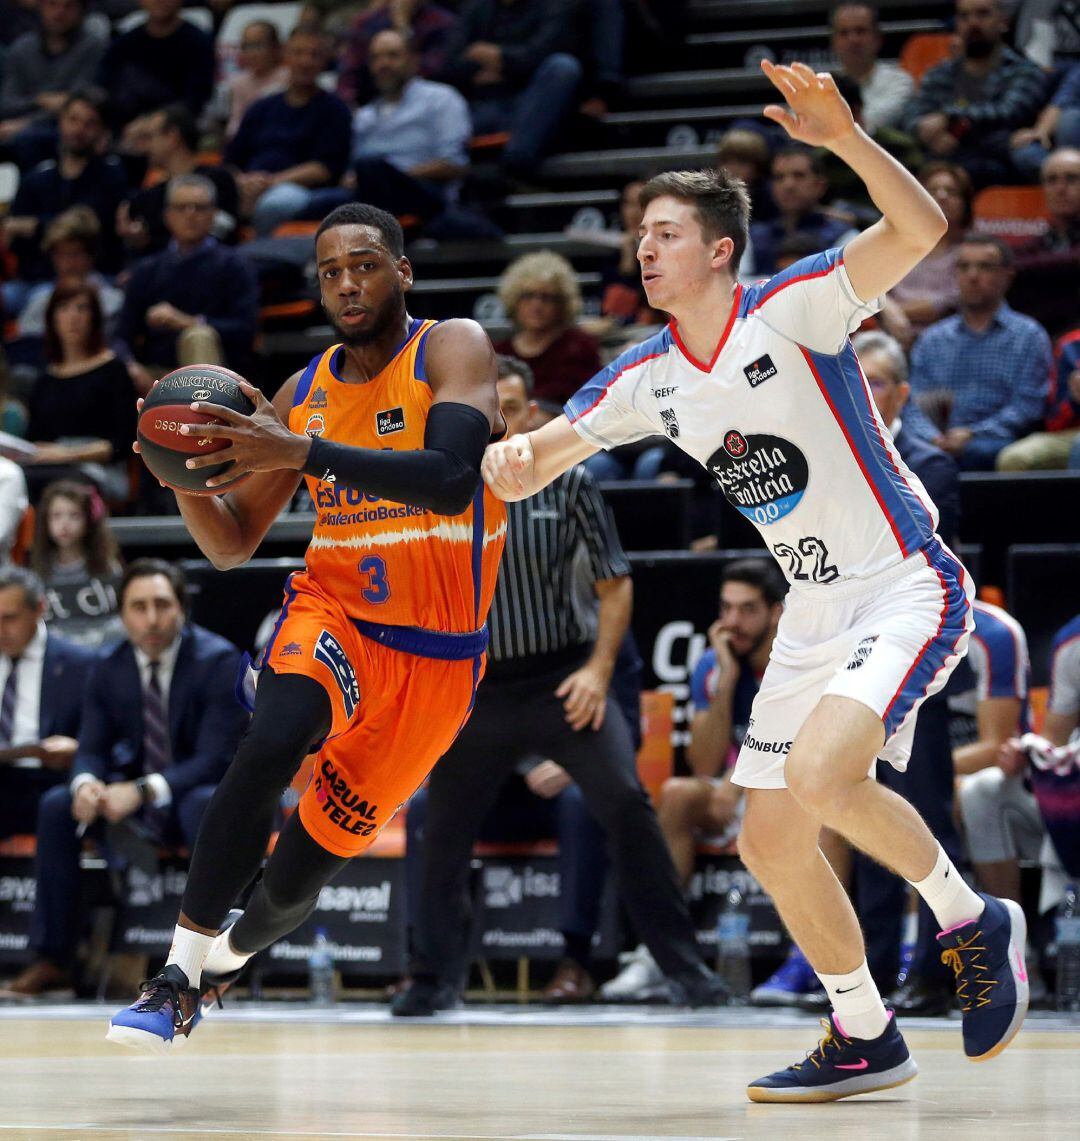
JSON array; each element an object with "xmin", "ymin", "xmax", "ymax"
[{"xmin": 107, "ymin": 203, "xmax": 508, "ymax": 1051}]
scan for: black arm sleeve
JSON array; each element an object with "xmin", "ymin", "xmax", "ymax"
[{"xmin": 301, "ymin": 401, "xmax": 490, "ymax": 516}]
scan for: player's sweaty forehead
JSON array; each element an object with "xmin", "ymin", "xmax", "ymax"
[
  {"xmin": 316, "ymin": 224, "xmax": 396, "ymax": 268},
  {"xmin": 639, "ymin": 196, "xmax": 706, "ymax": 241}
]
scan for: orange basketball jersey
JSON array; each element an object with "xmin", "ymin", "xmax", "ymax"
[{"xmin": 288, "ymin": 318, "xmax": 506, "ymax": 633}]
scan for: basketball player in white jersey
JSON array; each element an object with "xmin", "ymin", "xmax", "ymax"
[{"xmin": 483, "ymin": 62, "xmax": 1029, "ymax": 1103}]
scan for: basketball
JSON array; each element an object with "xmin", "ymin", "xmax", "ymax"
[{"xmin": 137, "ymin": 365, "xmax": 256, "ymax": 495}]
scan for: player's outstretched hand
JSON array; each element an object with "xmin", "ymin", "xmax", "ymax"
[
  {"xmin": 760, "ymin": 60, "xmax": 856, "ymax": 149},
  {"xmin": 180, "ymin": 379, "xmax": 310, "ymax": 487},
  {"xmin": 481, "ymin": 434, "xmax": 535, "ymax": 502}
]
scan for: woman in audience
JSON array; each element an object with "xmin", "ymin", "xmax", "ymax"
[
  {"xmin": 493, "ymin": 252, "xmax": 602, "ymax": 406},
  {"xmin": 31, "ymin": 478, "xmax": 123, "ymax": 646},
  {"xmin": 885, "ymin": 162, "xmax": 973, "ymax": 346},
  {"xmin": 25, "ymin": 282, "xmax": 137, "ymax": 502},
  {"xmin": 15, "ymin": 207, "xmax": 125, "ymax": 342}
]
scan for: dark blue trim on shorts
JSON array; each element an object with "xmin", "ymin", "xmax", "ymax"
[
  {"xmin": 883, "ymin": 538, "xmax": 971, "ymax": 738},
  {"xmin": 260, "ymin": 574, "xmax": 298, "ymax": 667},
  {"xmin": 352, "ymin": 618, "xmax": 489, "ymax": 661}
]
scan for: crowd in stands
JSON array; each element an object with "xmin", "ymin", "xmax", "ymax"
[{"xmin": 0, "ymin": 0, "xmax": 1076, "ymax": 1007}]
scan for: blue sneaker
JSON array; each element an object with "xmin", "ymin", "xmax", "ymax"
[
  {"xmin": 751, "ymin": 945, "xmax": 824, "ymax": 1007},
  {"xmin": 105, "ymin": 965, "xmax": 200, "ymax": 1054},
  {"xmin": 938, "ymin": 893, "xmax": 1029, "ymax": 1061},
  {"xmin": 747, "ymin": 1011, "xmax": 918, "ymax": 1103}
]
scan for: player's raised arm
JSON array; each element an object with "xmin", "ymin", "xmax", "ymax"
[
  {"xmin": 171, "ymin": 373, "xmax": 304, "ymax": 570},
  {"xmin": 760, "ymin": 60, "xmax": 947, "ymax": 302},
  {"xmin": 482, "ymin": 415, "xmax": 598, "ymax": 502}
]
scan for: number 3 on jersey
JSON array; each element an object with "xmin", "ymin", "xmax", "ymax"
[{"xmin": 358, "ymin": 555, "xmax": 391, "ymax": 604}]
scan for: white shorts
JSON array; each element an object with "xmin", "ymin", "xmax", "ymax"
[{"xmin": 732, "ymin": 538, "xmax": 974, "ymax": 790}]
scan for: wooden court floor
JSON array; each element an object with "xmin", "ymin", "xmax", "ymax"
[{"xmin": 0, "ymin": 1006, "xmax": 1076, "ymax": 1141}]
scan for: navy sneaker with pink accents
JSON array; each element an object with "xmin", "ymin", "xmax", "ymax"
[
  {"xmin": 938, "ymin": 893, "xmax": 1029, "ymax": 1061},
  {"xmin": 747, "ymin": 1011, "xmax": 917, "ymax": 1103}
]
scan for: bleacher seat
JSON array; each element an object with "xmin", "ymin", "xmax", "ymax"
[
  {"xmin": 898, "ymin": 31, "xmax": 955, "ymax": 82},
  {"xmin": 973, "ymin": 185, "xmax": 1049, "ymax": 247}
]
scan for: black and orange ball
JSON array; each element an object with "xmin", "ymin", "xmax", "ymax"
[{"xmin": 137, "ymin": 365, "xmax": 256, "ymax": 495}]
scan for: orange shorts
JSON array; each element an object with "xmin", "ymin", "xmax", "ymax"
[{"xmin": 259, "ymin": 575, "xmax": 487, "ymax": 858}]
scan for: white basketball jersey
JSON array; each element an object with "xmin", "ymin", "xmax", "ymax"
[{"xmin": 564, "ymin": 248, "xmax": 940, "ymax": 590}]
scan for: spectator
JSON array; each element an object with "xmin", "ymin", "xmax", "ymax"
[
  {"xmin": 955, "ymin": 601, "xmax": 1039, "ymax": 909},
  {"xmin": 716, "ymin": 127, "xmax": 775, "ymax": 225},
  {"xmin": 213, "ymin": 20, "xmax": 287, "ymax": 144},
  {"xmin": 886, "ymin": 163, "xmax": 973, "ymax": 345},
  {"xmin": 0, "ymin": 567, "xmax": 93, "ymax": 861},
  {"xmin": 1011, "ymin": 61, "xmax": 1080, "ymax": 177},
  {"xmin": 853, "ymin": 330, "xmax": 961, "ymax": 546},
  {"xmin": 0, "ymin": 456, "xmax": 29, "ymax": 565},
  {"xmin": 0, "ymin": 0, "xmax": 108, "ymax": 169},
  {"xmin": 15, "ymin": 206, "xmax": 124, "ymax": 340},
  {"xmin": 905, "ymin": 234, "xmax": 1053, "ymax": 469},
  {"xmin": 997, "ymin": 328, "xmax": 1080, "ymax": 470},
  {"xmin": 117, "ymin": 104, "xmax": 239, "ymax": 259},
  {"xmin": 747, "ymin": 146, "xmax": 858, "ymax": 275},
  {"xmin": 115, "ymin": 174, "xmax": 259, "ymax": 389},
  {"xmin": 1010, "ymin": 146, "xmax": 1080, "ymax": 336},
  {"xmin": 903, "ymin": 0, "xmax": 1047, "ymax": 187},
  {"xmin": 300, "ymin": 29, "xmax": 472, "ymax": 228},
  {"xmin": 393, "ymin": 363, "xmax": 725, "ymax": 1015},
  {"xmin": 1, "ymin": 559, "xmax": 245, "ymax": 998},
  {"xmin": 32, "ymin": 479, "xmax": 123, "ymax": 648},
  {"xmin": 493, "ymin": 252, "xmax": 602, "ymax": 406},
  {"xmin": 99, "ymin": 0, "xmax": 216, "ymax": 130},
  {"xmin": 603, "ymin": 559, "xmax": 784, "ymax": 1003},
  {"xmin": 3, "ymin": 87, "xmax": 129, "ymax": 283},
  {"xmin": 25, "ymin": 281, "xmax": 136, "ymax": 501},
  {"xmin": 337, "ymin": 0, "xmax": 458, "ymax": 108},
  {"xmin": 830, "ymin": 2, "xmax": 914, "ymax": 132},
  {"xmin": 438, "ymin": 0, "xmax": 583, "ymax": 176},
  {"xmin": 225, "ymin": 28, "xmax": 352, "ymax": 237},
  {"xmin": 852, "ymin": 329, "xmax": 966, "ymax": 1013}
]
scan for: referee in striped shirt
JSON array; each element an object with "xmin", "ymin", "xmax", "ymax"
[{"xmin": 393, "ymin": 356, "xmax": 726, "ymax": 1015}]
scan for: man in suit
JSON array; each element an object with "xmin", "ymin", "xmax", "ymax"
[
  {"xmin": 850, "ymin": 329, "xmax": 965, "ymax": 1014},
  {"xmin": 0, "ymin": 565, "xmax": 95, "ymax": 842},
  {"xmin": 1, "ymin": 559, "xmax": 246, "ymax": 998}
]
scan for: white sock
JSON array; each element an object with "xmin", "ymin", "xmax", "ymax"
[
  {"xmin": 907, "ymin": 844, "xmax": 984, "ymax": 933},
  {"xmin": 817, "ymin": 960, "xmax": 889, "ymax": 1041},
  {"xmin": 165, "ymin": 925, "xmax": 215, "ymax": 987},
  {"xmin": 203, "ymin": 927, "xmax": 253, "ymax": 977}
]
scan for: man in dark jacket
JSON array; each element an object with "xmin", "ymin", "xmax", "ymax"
[
  {"xmin": 902, "ymin": 0, "xmax": 1047, "ymax": 186},
  {"xmin": 115, "ymin": 174, "xmax": 259, "ymax": 390},
  {"xmin": 438, "ymin": 0, "xmax": 583, "ymax": 175},
  {"xmin": 2, "ymin": 560, "xmax": 246, "ymax": 998},
  {"xmin": 98, "ymin": 0, "xmax": 215, "ymax": 129},
  {"xmin": 0, "ymin": 566, "xmax": 95, "ymax": 842}
]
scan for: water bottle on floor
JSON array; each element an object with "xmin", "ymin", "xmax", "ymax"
[
  {"xmin": 716, "ymin": 885, "xmax": 752, "ymax": 1004},
  {"xmin": 308, "ymin": 927, "xmax": 336, "ymax": 1007},
  {"xmin": 1055, "ymin": 884, "xmax": 1080, "ymax": 1013}
]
